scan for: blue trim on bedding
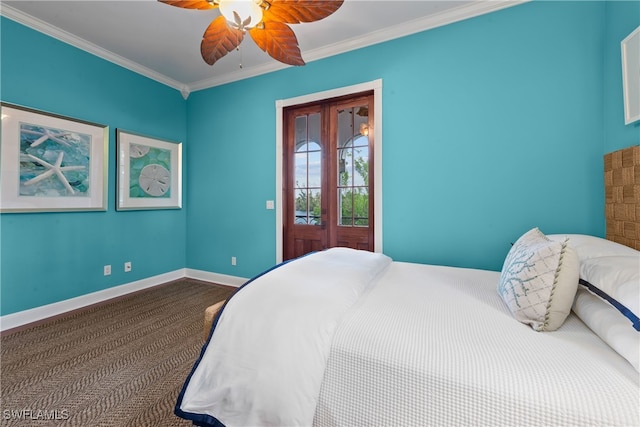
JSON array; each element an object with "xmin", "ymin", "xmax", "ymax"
[
  {"xmin": 579, "ymin": 279, "xmax": 640, "ymax": 331},
  {"xmin": 174, "ymin": 253, "xmax": 314, "ymax": 426}
]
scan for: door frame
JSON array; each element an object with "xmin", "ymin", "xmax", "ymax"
[{"xmin": 275, "ymin": 79, "xmax": 383, "ymax": 263}]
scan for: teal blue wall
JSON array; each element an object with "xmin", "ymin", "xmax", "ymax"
[
  {"xmin": 186, "ymin": 0, "xmax": 608, "ymax": 276},
  {"xmin": 604, "ymin": 1, "xmax": 640, "ymax": 153},
  {"xmin": 0, "ymin": 18, "xmax": 188, "ymax": 315},
  {"xmin": 2, "ymin": 1, "xmax": 636, "ymax": 316}
]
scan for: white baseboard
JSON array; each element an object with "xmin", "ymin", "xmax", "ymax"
[
  {"xmin": 185, "ymin": 268, "xmax": 248, "ymax": 288},
  {"xmin": 0, "ymin": 268, "xmax": 247, "ymax": 332}
]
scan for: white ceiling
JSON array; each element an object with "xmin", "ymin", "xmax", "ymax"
[{"xmin": 2, "ymin": 0, "xmax": 526, "ymax": 97}]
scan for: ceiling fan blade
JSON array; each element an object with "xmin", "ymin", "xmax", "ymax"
[
  {"xmin": 201, "ymin": 16, "xmax": 244, "ymax": 66},
  {"xmin": 262, "ymin": 0, "xmax": 344, "ymax": 24},
  {"xmin": 249, "ymin": 22, "xmax": 304, "ymax": 66},
  {"xmin": 158, "ymin": 0, "xmax": 218, "ymax": 10}
]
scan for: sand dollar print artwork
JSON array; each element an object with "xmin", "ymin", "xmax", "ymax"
[
  {"xmin": 129, "ymin": 144, "xmax": 172, "ymax": 198},
  {"xmin": 139, "ymin": 164, "xmax": 170, "ymax": 196},
  {"xmin": 129, "ymin": 143, "xmax": 150, "ymax": 158},
  {"xmin": 116, "ymin": 129, "xmax": 182, "ymax": 210}
]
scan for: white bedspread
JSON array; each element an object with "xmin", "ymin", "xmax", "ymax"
[
  {"xmin": 314, "ymin": 262, "xmax": 640, "ymax": 426},
  {"xmin": 177, "ymin": 251, "xmax": 639, "ymax": 427},
  {"xmin": 176, "ymin": 248, "xmax": 392, "ymax": 427}
]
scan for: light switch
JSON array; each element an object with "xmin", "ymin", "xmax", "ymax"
[{"xmin": 266, "ymin": 200, "xmax": 275, "ymax": 210}]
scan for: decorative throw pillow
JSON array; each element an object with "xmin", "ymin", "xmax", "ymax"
[{"xmin": 497, "ymin": 228, "xmax": 579, "ymax": 331}]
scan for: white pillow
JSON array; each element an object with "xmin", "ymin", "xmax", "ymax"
[
  {"xmin": 547, "ymin": 234, "xmax": 638, "ymax": 260},
  {"xmin": 497, "ymin": 228, "xmax": 579, "ymax": 331},
  {"xmin": 549, "ymin": 233, "xmax": 640, "ymax": 331},
  {"xmin": 579, "ymin": 255, "xmax": 640, "ymax": 331},
  {"xmin": 573, "ymin": 286, "xmax": 639, "ymax": 372}
]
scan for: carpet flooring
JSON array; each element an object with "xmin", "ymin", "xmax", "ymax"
[{"xmin": 1, "ymin": 280, "xmax": 235, "ymax": 426}]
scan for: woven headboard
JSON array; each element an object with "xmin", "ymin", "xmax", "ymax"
[{"xmin": 605, "ymin": 145, "xmax": 640, "ymax": 250}]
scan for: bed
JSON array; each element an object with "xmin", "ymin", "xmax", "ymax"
[{"xmin": 175, "ymin": 146, "xmax": 640, "ymax": 427}]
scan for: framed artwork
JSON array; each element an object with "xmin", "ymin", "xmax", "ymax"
[
  {"xmin": 622, "ymin": 26, "xmax": 640, "ymax": 125},
  {"xmin": 0, "ymin": 103, "xmax": 109, "ymax": 213},
  {"xmin": 116, "ymin": 129, "xmax": 182, "ymax": 210}
]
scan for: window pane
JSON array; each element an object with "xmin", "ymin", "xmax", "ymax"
[
  {"xmin": 294, "ymin": 152, "xmax": 307, "ymax": 188},
  {"xmin": 353, "ymin": 146, "xmax": 368, "ymax": 187},
  {"xmin": 293, "ymin": 112, "xmax": 322, "ymax": 226},
  {"xmin": 308, "ymin": 189, "xmax": 321, "ymax": 225},
  {"xmin": 354, "ymin": 186, "xmax": 369, "ymax": 226},
  {"xmin": 337, "ymin": 148, "xmax": 351, "ymax": 187},
  {"xmin": 354, "ymin": 110, "xmax": 369, "ymax": 142},
  {"xmin": 295, "ymin": 115, "xmax": 307, "ymax": 145},
  {"xmin": 339, "ymin": 188, "xmax": 353, "ymax": 226},
  {"xmin": 299, "ymin": 141, "xmax": 321, "ymax": 152},
  {"xmin": 339, "ymin": 186, "xmax": 369, "ymax": 227},
  {"xmin": 352, "ymin": 134, "xmax": 368, "ymax": 147},
  {"xmin": 308, "ymin": 151, "xmax": 321, "ymax": 188},
  {"xmin": 337, "ymin": 108, "xmax": 353, "ymax": 146},
  {"xmin": 308, "ymin": 113, "xmax": 321, "ymax": 146},
  {"xmin": 293, "ymin": 188, "xmax": 322, "ymax": 225},
  {"xmin": 295, "ymin": 188, "xmax": 308, "ymax": 223}
]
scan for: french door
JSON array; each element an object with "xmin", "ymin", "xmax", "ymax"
[{"xmin": 283, "ymin": 91, "xmax": 374, "ymax": 260}]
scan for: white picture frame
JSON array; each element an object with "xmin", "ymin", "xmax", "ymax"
[
  {"xmin": 0, "ymin": 103, "xmax": 109, "ymax": 213},
  {"xmin": 116, "ymin": 129, "xmax": 182, "ymax": 211},
  {"xmin": 622, "ymin": 26, "xmax": 640, "ymax": 125}
]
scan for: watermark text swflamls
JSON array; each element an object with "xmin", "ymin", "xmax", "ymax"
[{"xmin": 3, "ymin": 408, "xmax": 70, "ymax": 421}]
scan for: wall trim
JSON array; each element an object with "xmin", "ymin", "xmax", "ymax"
[
  {"xmin": 0, "ymin": 269, "xmax": 246, "ymax": 332},
  {"xmin": 185, "ymin": 269, "xmax": 247, "ymax": 288}
]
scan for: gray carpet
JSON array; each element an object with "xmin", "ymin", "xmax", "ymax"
[{"xmin": 1, "ymin": 279, "xmax": 234, "ymax": 426}]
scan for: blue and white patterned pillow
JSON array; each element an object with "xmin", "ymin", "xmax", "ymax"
[{"xmin": 498, "ymin": 228, "xmax": 579, "ymax": 331}]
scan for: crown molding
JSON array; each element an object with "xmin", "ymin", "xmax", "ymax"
[
  {"xmin": 0, "ymin": 3, "xmax": 190, "ymax": 97},
  {"xmin": 188, "ymin": 60, "xmax": 289, "ymax": 92},
  {"xmin": 303, "ymin": 0, "xmax": 530, "ymax": 65},
  {"xmin": 2, "ymin": 1, "xmax": 529, "ymax": 96}
]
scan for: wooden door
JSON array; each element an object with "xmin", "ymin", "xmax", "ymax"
[{"xmin": 283, "ymin": 92, "xmax": 374, "ymax": 260}]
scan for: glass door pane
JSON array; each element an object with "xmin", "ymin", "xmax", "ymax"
[
  {"xmin": 337, "ymin": 105, "xmax": 369, "ymax": 227},
  {"xmin": 293, "ymin": 112, "xmax": 322, "ymax": 225}
]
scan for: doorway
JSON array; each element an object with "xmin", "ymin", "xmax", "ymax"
[
  {"xmin": 274, "ymin": 79, "xmax": 383, "ymax": 263},
  {"xmin": 282, "ymin": 91, "xmax": 374, "ymax": 260}
]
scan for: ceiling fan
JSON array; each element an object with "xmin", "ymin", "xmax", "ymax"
[{"xmin": 158, "ymin": 0, "xmax": 344, "ymax": 67}]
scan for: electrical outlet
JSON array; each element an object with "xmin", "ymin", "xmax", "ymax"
[
  {"xmin": 231, "ymin": 256, "xmax": 237, "ymax": 266},
  {"xmin": 124, "ymin": 261, "xmax": 132, "ymax": 272},
  {"xmin": 104, "ymin": 265, "xmax": 111, "ymax": 276}
]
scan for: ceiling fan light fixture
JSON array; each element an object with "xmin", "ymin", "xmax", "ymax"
[
  {"xmin": 159, "ymin": 0, "xmax": 343, "ymax": 67},
  {"xmin": 219, "ymin": 0, "xmax": 263, "ymax": 30}
]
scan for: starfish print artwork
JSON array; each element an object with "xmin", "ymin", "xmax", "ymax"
[
  {"xmin": 23, "ymin": 152, "xmax": 86, "ymax": 195},
  {"xmin": 20, "ymin": 126, "xmax": 77, "ymax": 148}
]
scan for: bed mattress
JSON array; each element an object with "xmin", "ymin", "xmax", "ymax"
[{"xmin": 314, "ymin": 262, "xmax": 640, "ymax": 426}]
